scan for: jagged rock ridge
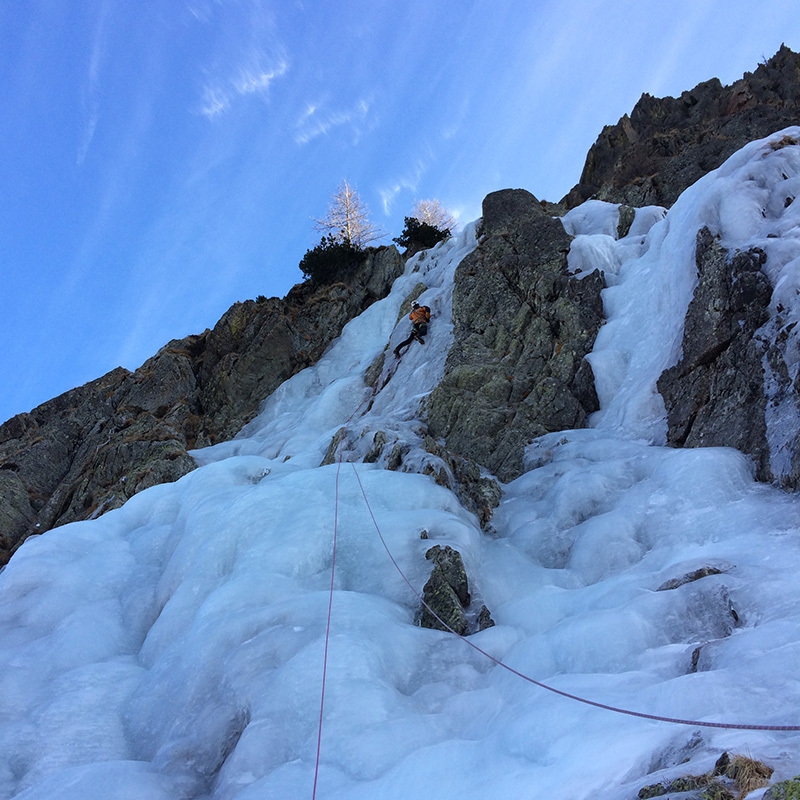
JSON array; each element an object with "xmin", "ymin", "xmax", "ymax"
[{"xmin": 564, "ymin": 45, "xmax": 800, "ymax": 209}]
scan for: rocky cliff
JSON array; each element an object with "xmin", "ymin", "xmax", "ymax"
[
  {"xmin": 4, "ymin": 47, "xmax": 800, "ymax": 563},
  {"xmin": 427, "ymin": 188, "xmax": 604, "ymax": 483},
  {"xmin": 657, "ymin": 228, "xmax": 773, "ymax": 481},
  {"xmin": 563, "ymin": 45, "xmax": 800, "ymax": 209},
  {"xmin": 655, "ymin": 130, "xmax": 800, "ymax": 492},
  {"xmin": 0, "ymin": 247, "xmax": 403, "ymax": 564}
]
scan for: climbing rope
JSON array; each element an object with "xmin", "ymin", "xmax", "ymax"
[
  {"xmin": 312, "ymin": 347, "xmax": 412, "ymax": 795},
  {"xmin": 311, "ymin": 390, "xmax": 376, "ymax": 799},
  {"xmin": 313, "ymin": 365, "xmax": 799, "ymax": 799},
  {"xmin": 349, "ymin": 463, "xmax": 800, "ymax": 733}
]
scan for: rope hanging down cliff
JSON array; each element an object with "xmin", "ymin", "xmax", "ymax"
[
  {"xmin": 349, "ymin": 462, "xmax": 800, "ymax": 733},
  {"xmin": 314, "ymin": 365, "xmax": 800, "ymax": 798}
]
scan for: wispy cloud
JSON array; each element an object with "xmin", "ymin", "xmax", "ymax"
[
  {"xmin": 379, "ymin": 157, "xmax": 430, "ymax": 215},
  {"xmin": 293, "ymin": 96, "xmax": 374, "ymax": 145},
  {"xmin": 77, "ymin": 0, "xmax": 111, "ymax": 164},
  {"xmin": 192, "ymin": 0, "xmax": 289, "ymax": 120},
  {"xmin": 439, "ymin": 95, "xmax": 471, "ymax": 143},
  {"xmin": 200, "ymin": 58, "xmax": 289, "ymax": 119}
]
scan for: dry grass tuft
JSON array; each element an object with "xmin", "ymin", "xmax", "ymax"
[
  {"xmin": 725, "ymin": 754, "xmax": 774, "ymax": 799},
  {"xmin": 769, "ymin": 134, "xmax": 799, "ymax": 150}
]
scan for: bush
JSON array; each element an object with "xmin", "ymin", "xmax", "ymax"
[
  {"xmin": 299, "ymin": 235, "xmax": 366, "ymax": 285},
  {"xmin": 393, "ymin": 217, "xmax": 450, "ymax": 253}
]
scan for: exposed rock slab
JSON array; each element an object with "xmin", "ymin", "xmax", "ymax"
[
  {"xmin": 426, "ymin": 188, "xmax": 605, "ymax": 482},
  {"xmin": 657, "ymin": 227, "xmax": 773, "ymax": 480},
  {"xmin": 657, "ymin": 566, "xmax": 726, "ymax": 592}
]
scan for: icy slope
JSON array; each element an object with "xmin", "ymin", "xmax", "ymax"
[
  {"xmin": 1, "ymin": 133, "xmax": 800, "ymax": 800},
  {"xmin": 569, "ymin": 128, "xmax": 800, "ymax": 450}
]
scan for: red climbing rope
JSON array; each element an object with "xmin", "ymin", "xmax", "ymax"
[
  {"xmin": 311, "ymin": 392, "xmax": 376, "ymax": 798},
  {"xmin": 349, "ymin": 463, "xmax": 800, "ymax": 733},
  {"xmin": 311, "ymin": 449, "xmax": 342, "ymax": 800}
]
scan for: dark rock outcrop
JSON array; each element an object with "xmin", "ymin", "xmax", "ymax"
[
  {"xmin": 638, "ymin": 775, "xmax": 716, "ymax": 799},
  {"xmin": 564, "ymin": 45, "xmax": 800, "ymax": 209},
  {"xmin": 419, "ymin": 545, "xmax": 470, "ymax": 635},
  {"xmin": 420, "ymin": 437, "xmax": 502, "ymax": 529},
  {"xmin": 198, "ymin": 247, "xmax": 403, "ymax": 444},
  {"xmin": 426, "ymin": 189, "xmax": 605, "ymax": 482},
  {"xmin": 0, "ymin": 248, "xmax": 403, "ymax": 563},
  {"xmin": 657, "ymin": 228, "xmax": 773, "ymax": 480},
  {"xmin": 657, "ymin": 566, "xmax": 726, "ymax": 592},
  {"xmin": 418, "ymin": 545, "xmax": 495, "ymax": 635},
  {"xmin": 639, "ymin": 753, "xmax": 773, "ymax": 800},
  {"xmin": 0, "ymin": 366, "xmax": 194, "ymax": 561}
]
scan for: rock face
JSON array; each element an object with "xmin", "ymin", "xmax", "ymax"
[
  {"xmin": 564, "ymin": 45, "xmax": 800, "ymax": 209},
  {"xmin": 657, "ymin": 228, "xmax": 773, "ymax": 481},
  {"xmin": 418, "ymin": 545, "xmax": 470, "ymax": 635},
  {"xmin": 7, "ymin": 48, "xmax": 800, "ymax": 566},
  {"xmin": 0, "ymin": 247, "xmax": 403, "ymax": 563},
  {"xmin": 426, "ymin": 188, "xmax": 605, "ymax": 482},
  {"xmin": 419, "ymin": 437, "xmax": 502, "ymax": 529},
  {"xmin": 0, "ymin": 366, "xmax": 195, "ymax": 564},
  {"xmin": 417, "ymin": 545, "xmax": 495, "ymax": 635}
]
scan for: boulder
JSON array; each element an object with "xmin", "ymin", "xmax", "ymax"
[
  {"xmin": 418, "ymin": 545, "xmax": 471, "ymax": 635},
  {"xmin": 418, "ymin": 545, "xmax": 496, "ymax": 636}
]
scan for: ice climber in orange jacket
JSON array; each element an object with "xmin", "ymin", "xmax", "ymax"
[{"xmin": 393, "ymin": 301, "xmax": 431, "ymax": 357}]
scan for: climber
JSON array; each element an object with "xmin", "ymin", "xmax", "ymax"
[{"xmin": 393, "ymin": 301, "xmax": 431, "ymax": 357}]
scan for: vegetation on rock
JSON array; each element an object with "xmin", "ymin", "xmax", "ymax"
[
  {"xmin": 392, "ymin": 216, "xmax": 450, "ymax": 253},
  {"xmin": 298, "ymin": 234, "xmax": 367, "ymax": 285},
  {"xmin": 765, "ymin": 776, "xmax": 800, "ymax": 800}
]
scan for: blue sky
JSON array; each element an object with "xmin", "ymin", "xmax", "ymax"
[{"xmin": 2, "ymin": 0, "xmax": 800, "ymax": 424}]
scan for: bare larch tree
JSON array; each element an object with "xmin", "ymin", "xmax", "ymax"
[
  {"xmin": 411, "ymin": 199, "xmax": 457, "ymax": 233},
  {"xmin": 313, "ymin": 180, "xmax": 384, "ymax": 247}
]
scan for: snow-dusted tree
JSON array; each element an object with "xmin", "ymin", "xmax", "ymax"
[
  {"xmin": 411, "ymin": 199, "xmax": 457, "ymax": 233},
  {"xmin": 393, "ymin": 198, "xmax": 456, "ymax": 254},
  {"xmin": 313, "ymin": 180, "xmax": 383, "ymax": 248}
]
